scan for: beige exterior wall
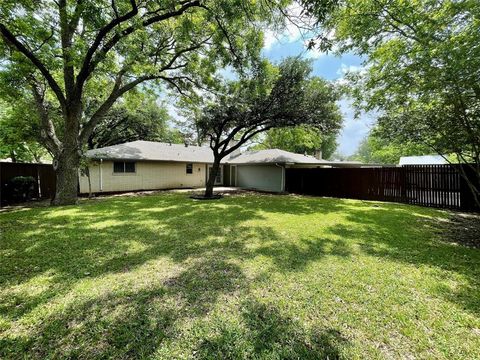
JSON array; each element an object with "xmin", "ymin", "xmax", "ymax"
[
  {"xmin": 237, "ymin": 164, "xmax": 284, "ymax": 192},
  {"xmin": 79, "ymin": 160, "xmax": 207, "ymax": 194}
]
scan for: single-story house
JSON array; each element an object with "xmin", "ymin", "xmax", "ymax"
[
  {"xmin": 80, "ymin": 140, "xmax": 361, "ymax": 194},
  {"xmin": 399, "ymin": 155, "xmax": 447, "ymax": 166}
]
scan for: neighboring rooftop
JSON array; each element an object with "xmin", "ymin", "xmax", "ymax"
[{"xmin": 399, "ymin": 155, "xmax": 447, "ymax": 166}]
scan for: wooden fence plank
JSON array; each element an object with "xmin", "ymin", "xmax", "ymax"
[{"xmin": 285, "ymin": 164, "xmax": 477, "ymax": 211}]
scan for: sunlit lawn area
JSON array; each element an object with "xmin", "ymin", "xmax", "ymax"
[{"xmin": 1, "ymin": 193, "xmax": 479, "ymax": 359}]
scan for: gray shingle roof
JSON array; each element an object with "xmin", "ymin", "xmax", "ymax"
[
  {"xmin": 226, "ymin": 149, "xmax": 329, "ymax": 165},
  {"xmin": 85, "ymin": 141, "xmax": 363, "ymax": 167},
  {"xmin": 86, "ymin": 141, "xmax": 215, "ymax": 163}
]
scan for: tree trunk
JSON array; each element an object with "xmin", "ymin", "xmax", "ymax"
[
  {"xmin": 52, "ymin": 148, "xmax": 80, "ymax": 205},
  {"xmin": 204, "ymin": 158, "xmax": 220, "ymax": 198}
]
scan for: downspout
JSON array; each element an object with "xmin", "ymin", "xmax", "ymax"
[
  {"xmin": 99, "ymin": 158, "xmax": 103, "ymax": 192},
  {"xmin": 275, "ymin": 163, "xmax": 285, "ymax": 192}
]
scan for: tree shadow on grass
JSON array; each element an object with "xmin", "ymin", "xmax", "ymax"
[
  {"xmin": 2, "ymin": 193, "xmax": 480, "ymax": 358},
  {"xmin": 1, "ymin": 194, "xmax": 356, "ymax": 358},
  {"xmin": 196, "ymin": 299, "xmax": 349, "ymax": 359},
  {"xmin": 0, "ymin": 194, "xmax": 353, "ymax": 319},
  {"xmin": 1, "ymin": 256, "xmax": 246, "ymax": 359},
  {"xmin": 325, "ymin": 205, "xmax": 480, "ymax": 316},
  {"xmin": 0, "ymin": 195, "xmax": 261, "ymax": 317}
]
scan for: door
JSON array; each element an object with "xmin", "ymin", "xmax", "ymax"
[
  {"xmin": 208, "ymin": 165, "xmax": 223, "ymax": 185},
  {"xmin": 230, "ymin": 165, "xmax": 237, "ymax": 186}
]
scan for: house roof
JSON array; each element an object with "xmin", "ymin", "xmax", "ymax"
[
  {"xmin": 86, "ymin": 141, "xmax": 215, "ymax": 163},
  {"xmin": 399, "ymin": 155, "xmax": 447, "ymax": 165},
  {"xmin": 226, "ymin": 149, "xmax": 329, "ymax": 165},
  {"xmin": 85, "ymin": 141, "xmax": 364, "ymax": 167}
]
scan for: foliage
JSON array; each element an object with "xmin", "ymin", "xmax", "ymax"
[
  {"xmin": 1, "ymin": 193, "xmax": 479, "ymax": 358},
  {"xmin": 0, "ymin": 0, "xmax": 296, "ymax": 204},
  {"xmin": 351, "ymin": 128, "xmax": 433, "ymax": 164},
  {"xmin": 253, "ymin": 125, "xmax": 338, "ymax": 159},
  {"xmin": 173, "ymin": 91, "xmax": 207, "ymax": 146},
  {"xmin": 0, "ymin": 100, "xmax": 49, "ymax": 163},
  {"xmin": 87, "ymin": 92, "xmax": 183, "ymax": 149},
  {"xmin": 198, "ymin": 57, "xmax": 342, "ymax": 196},
  {"xmin": 317, "ymin": 0, "xmax": 480, "ymax": 202},
  {"xmin": 7, "ymin": 176, "xmax": 36, "ymax": 201}
]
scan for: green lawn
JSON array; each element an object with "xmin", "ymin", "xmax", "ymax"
[{"xmin": 1, "ymin": 193, "xmax": 479, "ymax": 359}]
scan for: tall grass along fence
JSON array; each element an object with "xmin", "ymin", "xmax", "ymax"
[
  {"xmin": 285, "ymin": 165, "xmax": 479, "ymax": 211},
  {"xmin": 0, "ymin": 162, "xmax": 56, "ymax": 206}
]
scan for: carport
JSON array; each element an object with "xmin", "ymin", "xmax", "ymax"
[{"xmin": 226, "ymin": 149, "xmax": 362, "ymax": 193}]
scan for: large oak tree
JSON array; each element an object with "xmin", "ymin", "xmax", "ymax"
[{"xmin": 0, "ymin": 0, "xmax": 290, "ymax": 204}]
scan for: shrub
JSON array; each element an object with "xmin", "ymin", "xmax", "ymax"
[{"xmin": 8, "ymin": 176, "xmax": 37, "ymax": 202}]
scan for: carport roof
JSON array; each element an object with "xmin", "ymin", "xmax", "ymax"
[{"xmin": 226, "ymin": 149, "xmax": 329, "ymax": 165}]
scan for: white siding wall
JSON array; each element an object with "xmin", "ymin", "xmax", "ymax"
[
  {"xmin": 236, "ymin": 164, "xmax": 283, "ymax": 192},
  {"xmin": 79, "ymin": 161, "xmax": 206, "ymax": 193}
]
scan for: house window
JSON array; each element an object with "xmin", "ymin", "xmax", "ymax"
[
  {"xmin": 113, "ymin": 161, "xmax": 136, "ymax": 173},
  {"xmin": 186, "ymin": 163, "xmax": 193, "ymax": 174}
]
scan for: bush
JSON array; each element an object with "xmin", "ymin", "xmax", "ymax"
[{"xmin": 8, "ymin": 176, "xmax": 37, "ymax": 202}]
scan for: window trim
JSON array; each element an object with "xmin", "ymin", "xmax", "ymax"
[
  {"xmin": 186, "ymin": 163, "xmax": 193, "ymax": 174},
  {"xmin": 113, "ymin": 161, "xmax": 136, "ymax": 174}
]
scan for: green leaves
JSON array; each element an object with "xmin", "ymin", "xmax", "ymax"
[
  {"xmin": 317, "ymin": 0, "xmax": 480, "ymax": 167},
  {"xmin": 197, "ymin": 57, "xmax": 342, "ymax": 156},
  {"xmin": 254, "ymin": 126, "xmax": 339, "ymax": 159}
]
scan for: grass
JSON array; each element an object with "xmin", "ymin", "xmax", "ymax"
[{"xmin": 1, "ymin": 192, "xmax": 479, "ymax": 359}]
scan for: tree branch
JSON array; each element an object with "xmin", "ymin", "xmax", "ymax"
[
  {"xmin": 76, "ymin": 0, "xmax": 139, "ymax": 88},
  {"xmin": 0, "ymin": 24, "xmax": 67, "ymax": 110},
  {"xmin": 76, "ymin": 0, "xmax": 201, "ymax": 89},
  {"xmin": 30, "ymin": 81, "xmax": 62, "ymax": 155}
]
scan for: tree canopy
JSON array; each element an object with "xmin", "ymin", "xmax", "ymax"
[
  {"xmin": 197, "ymin": 57, "xmax": 342, "ymax": 197},
  {"xmin": 317, "ymin": 0, "xmax": 480, "ymax": 202},
  {"xmin": 0, "ymin": 99, "xmax": 50, "ymax": 163},
  {"xmin": 87, "ymin": 92, "xmax": 183, "ymax": 149},
  {"xmin": 252, "ymin": 125, "xmax": 338, "ymax": 159},
  {"xmin": 350, "ymin": 128, "xmax": 433, "ymax": 165},
  {"xmin": 0, "ymin": 0, "xmax": 294, "ymax": 204}
]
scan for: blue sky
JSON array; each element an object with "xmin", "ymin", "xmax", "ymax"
[
  {"xmin": 165, "ymin": 22, "xmax": 377, "ymax": 156},
  {"xmin": 262, "ymin": 33, "xmax": 376, "ymax": 156}
]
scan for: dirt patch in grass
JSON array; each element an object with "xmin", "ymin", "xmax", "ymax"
[{"xmin": 439, "ymin": 212, "xmax": 480, "ymax": 249}]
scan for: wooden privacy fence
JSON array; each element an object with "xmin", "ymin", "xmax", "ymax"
[
  {"xmin": 285, "ymin": 165, "xmax": 479, "ymax": 211},
  {"xmin": 0, "ymin": 162, "xmax": 56, "ymax": 205}
]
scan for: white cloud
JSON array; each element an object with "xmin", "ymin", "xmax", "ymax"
[
  {"xmin": 337, "ymin": 63, "xmax": 363, "ymax": 76},
  {"xmin": 282, "ymin": 2, "xmax": 305, "ymax": 42},
  {"xmin": 262, "ymin": 2, "xmax": 314, "ymax": 51},
  {"xmin": 303, "ymin": 45, "xmax": 325, "ymax": 59},
  {"xmin": 334, "ymin": 63, "xmax": 366, "ymax": 86},
  {"xmin": 336, "ymin": 98, "xmax": 377, "ymax": 156},
  {"xmin": 302, "ymin": 29, "xmax": 338, "ymax": 59},
  {"xmin": 263, "ymin": 30, "xmax": 279, "ymax": 50}
]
